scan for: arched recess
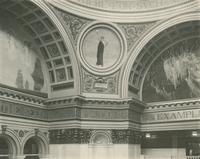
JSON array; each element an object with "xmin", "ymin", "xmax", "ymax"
[
  {"xmin": 21, "ymin": 130, "xmax": 49, "ymax": 158},
  {"xmin": 0, "ymin": 0, "xmax": 80, "ymax": 97},
  {"xmin": 0, "ymin": 128, "xmax": 21, "ymax": 158},
  {"xmin": 90, "ymin": 131, "xmax": 112, "ymax": 145},
  {"xmin": 31, "ymin": 0, "xmax": 81, "ymax": 97},
  {"xmin": 121, "ymin": 12, "xmax": 200, "ymax": 99}
]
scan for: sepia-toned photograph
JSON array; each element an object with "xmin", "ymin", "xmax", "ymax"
[{"xmin": 0, "ymin": 0, "xmax": 200, "ymax": 159}]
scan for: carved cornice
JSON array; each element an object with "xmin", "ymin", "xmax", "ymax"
[
  {"xmin": 47, "ymin": 97, "xmax": 145, "ymax": 122},
  {"xmin": 0, "ymin": 85, "xmax": 48, "ymax": 121},
  {"xmin": 146, "ymin": 98, "xmax": 200, "ymax": 111},
  {"xmin": 2, "ymin": 85, "xmax": 200, "ymax": 131},
  {"xmin": 141, "ymin": 120, "xmax": 200, "ymax": 132},
  {"xmin": 0, "ymin": 84, "xmax": 47, "ymax": 106},
  {"xmin": 0, "ymin": 85, "xmax": 145, "ymax": 122},
  {"xmin": 141, "ymin": 99, "xmax": 200, "ymax": 131},
  {"xmin": 45, "ymin": 95, "xmax": 84, "ymax": 107},
  {"xmin": 46, "ymin": 96, "xmax": 146, "ymax": 109}
]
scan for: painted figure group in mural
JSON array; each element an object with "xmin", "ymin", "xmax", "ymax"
[
  {"xmin": 96, "ymin": 36, "xmax": 108, "ymax": 67},
  {"xmin": 143, "ymin": 39, "xmax": 200, "ymax": 102}
]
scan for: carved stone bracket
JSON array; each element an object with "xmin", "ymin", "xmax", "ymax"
[
  {"xmin": 1, "ymin": 125, "xmax": 7, "ymax": 133},
  {"xmin": 35, "ymin": 128, "xmax": 39, "ymax": 136},
  {"xmin": 0, "ymin": 85, "xmax": 46, "ymax": 105}
]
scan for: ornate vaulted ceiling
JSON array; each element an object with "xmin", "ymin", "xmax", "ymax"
[
  {"xmin": 0, "ymin": 0, "xmax": 199, "ymax": 102},
  {"xmin": 0, "ymin": 0, "xmax": 78, "ymax": 97}
]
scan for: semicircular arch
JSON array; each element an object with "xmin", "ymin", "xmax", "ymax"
[
  {"xmin": 121, "ymin": 12, "xmax": 200, "ymax": 99},
  {"xmin": 0, "ymin": 128, "xmax": 21, "ymax": 155},
  {"xmin": 21, "ymin": 130, "xmax": 49, "ymax": 156}
]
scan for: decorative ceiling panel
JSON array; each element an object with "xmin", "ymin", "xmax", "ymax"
[
  {"xmin": 119, "ymin": 22, "xmax": 155, "ymax": 52},
  {"xmin": 51, "ymin": 6, "xmax": 91, "ymax": 44}
]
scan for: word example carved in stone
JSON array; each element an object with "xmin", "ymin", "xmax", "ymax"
[{"xmin": 142, "ymin": 109, "xmax": 200, "ymax": 123}]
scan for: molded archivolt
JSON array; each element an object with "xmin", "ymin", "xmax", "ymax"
[
  {"xmin": 0, "ymin": 128, "xmax": 49, "ymax": 158},
  {"xmin": 90, "ymin": 130, "xmax": 112, "ymax": 145},
  {"xmin": 48, "ymin": 0, "xmax": 198, "ymax": 23},
  {"xmin": 0, "ymin": 0, "xmax": 80, "ymax": 97},
  {"xmin": 66, "ymin": 0, "xmax": 190, "ymax": 12},
  {"xmin": 21, "ymin": 130, "xmax": 49, "ymax": 156},
  {"xmin": 122, "ymin": 12, "xmax": 200, "ymax": 100},
  {"xmin": 0, "ymin": 128, "xmax": 21, "ymax": 156}
]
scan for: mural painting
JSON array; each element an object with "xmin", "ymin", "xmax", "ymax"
[
  {"xmin": 16, "ymin": 69, "xmax": 24, "ymax": 89},
  {"xmin": 31, "ymin": 58, "xmax": 44, "ymax": 91},
  {"xmin": 142, "ymin": 38, "xmax": 200, "ymax": 102},
  {"xmin": 0, "ymin": 13, "xmax": 47, "ymax": 92},
  {"xmin": 81, "ymin": 26, "xmax": 121, "ymax": 69}
]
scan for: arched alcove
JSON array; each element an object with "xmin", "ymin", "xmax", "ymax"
[
  {"xmin": 0, "ymin": 10, "xmax": 48, "ymax": 93},
  {"xmin": 22, "ymin": 131, "xmax": 49, "ymax": 159},
  {"xmin": 24, "ymin": 137, "xmax": 40, "ymax": 159},
  {"xmin": 0, "ymin": 137, "xmax": 9, "ymax": 159},
  {"xmin": 0, "ymin": 0, "xmax": 80, "ymax": 97},
  {"xmin": 90, "ymin": 131, "xmax": 112, "ymax": 145},
  {"xmin": 142, "ymin": 37, "xmax": 200, "ymax": 102},
  {"xmin": 0, "ymin": 133, "xmax": 20, "ymax": 159},
  {"xmin": 89, "ymin": 131, "xmax": 113, "ymax": 159},
  {"xmin": 122, "ymin": 12, "xmax": 200, "ymax": 100}
]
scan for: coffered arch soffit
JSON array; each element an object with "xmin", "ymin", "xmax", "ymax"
[
  {"xmin": 122, "ymin": 12, "xmax": 200, "ymax": 99},
  {"xmin": 0, "ymin": 0, "xmax": 80, "ymax": 97}
]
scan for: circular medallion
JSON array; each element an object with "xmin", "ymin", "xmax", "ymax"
[
  {"xmin": 78, "ymin": 22, "xmax": 126, "ymax": 75},
  {"xmin": 19, "ymin": 130, "xmax": 24, "ymax": 137}
]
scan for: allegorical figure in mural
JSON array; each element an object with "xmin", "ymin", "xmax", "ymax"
[
  {"xmin": 31, "ymin": 58, "xmax": 44, "ymax": 91},
  {"xmin": 96, "ymin": 36, "xmax": 108, "ymax": 66}
]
